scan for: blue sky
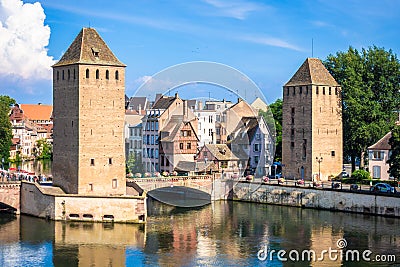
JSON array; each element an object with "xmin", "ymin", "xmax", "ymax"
[{"xmin": 0, "ymin": 0, "xmax": 399, "ymax": 106}]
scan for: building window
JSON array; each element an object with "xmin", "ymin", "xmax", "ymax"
[
  {"xmin": 329, "ymin": 87, "xmax": 332, "ymax": 95},
  {"xmin": 108, "ymin": 158, "xmax": 112, "ymax": 164},
  {"xmin": 372, "ymin": 151, "xmax": 383, "ymax": 160},
  {"xmin": 112, "ymin": 179, "xmax": 117, "ymax": 189},
  {"xmin": 256, "ymin": 133, "xmax": 261, "ymax": 140},
  {"xmin": 155, "ymin": 121, "xmax": 159, "ymax": 130},
  {"xmin": 151, "ymin": 121, "xmax": 154, "ymax": 131},
  {"xmin": 254, "ymin": 156, "xmax": 259, "ymax": 164},
  {"xmin": 179, "ymin": 143, "xmax": 184, "ymax": 150},
  {"xmin": 155, "ymin": 135, "xmax": 158, "ymax": 145},
  {"xmin": 86, "ymin": 69, "xmax": 90, "ymax": 78},
  {"xmin": 291, "ymin": 142, "xmax": 294, "ymax": 148},
  {"xmin": 209, "ymin": 116, "xmax": 213, "ymax": 123},
  {"xmin": 286, "ymin": 87, "xmax": 289, "ymax": 96},
  {"xmin": 323, "ymin": 87, "xmax": 325, "ymax": 95},
  {"xmin": 291, "ymin": 128, "xmax": 295, "ymax": 138},
  {"xmin": 291, "ymin": 107, "xmax": 295, "ymax": 114},
  {"xmin": 67, "ymin": 69, "xmax": 70, "ymax": 80},
  {"xmin": 254, "ymin": 144, "xmax": 260, "ymax": 152},
  {"xmin": 302, "ymin": 140, "xmax": 307, "ymax": 158},
  {"xmin": 335, "ymin": 87, "xmax": 338, "ymax": 95},
  {"xmin": 155, "ymin": 149, "xmax": 159, "ymax": 159},
  {"xmin": 209, "ymin": 129, "xmax": 213, "ymax": 136},
  {"xmin": 151, "ymin": 135, "xmax": 154, "ymax": 145},
  {"xmin": 56, "ymin": 71, "xmax": 59, "ymax": 80},
  {"xmin": 187, "ymin": 143, "xmax": 191, "ymax": 149},
  {"xmin": 89, "ymin": 183, "xmax": 93, "ymax": 191},
  {"xmin": 62, "ymin": 70, "xmax": 65, "ymax": 80},
  {"xmin": 299, "ymin": 86, "xmax": 302, "ymax": 94},
  {"xmin": 373, "ymin": 166, "xmax": 381, "ymax": 179},
  {"xmin": 106, "ymin": 70, "xmax": 109, "ymax": 80},
  {"xmin": 73, "ymin": 69, "xmax": 76, "ymax": 79},
  {"xmin": 90, "ymin": 159, "xmax": 95, "ymax": 166},
  {"xmin": 331, "ymin": 151, "xmax": 335, "ymax": 157},
  {"xmin": 161, "ymin": 155, "xmax": 164, "ymax": 166},
  {"xmin": 115, "ymin": 70, "xmax": 119, "ymax": 80},
  {"xmin": 316, "ymin": 86, "xmax": 319, "ymax": 94},
  {"xmin": 203, "ymin": 151, "xmax": 208, "ymax": 158},
  {"xmin": 96, "ymin": 69, "xmax": 99, "ymax": 79}
]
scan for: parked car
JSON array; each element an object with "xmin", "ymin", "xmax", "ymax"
[
  {"xmin": 341, "ymin": 171, "xmax": 349, "ymax": 178},
  {"xmin": 370, "ymin": 183, "xmax": 396, "ymax": 194}
]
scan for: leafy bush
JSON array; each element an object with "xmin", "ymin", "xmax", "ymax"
[{"xmin": 351, "ymin": 169, "xmax": 370, "ymax": 182}]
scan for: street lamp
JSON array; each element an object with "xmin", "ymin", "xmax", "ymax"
[{"xmin": 316, "ymin": 157, "xmax": 323, "ymax": 182}]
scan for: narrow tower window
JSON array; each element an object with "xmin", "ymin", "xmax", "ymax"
[
  {"xmin": 57, "ymin": 71, "xmax": 59, "ymax": 80},
  {"xmin": 96, "ymin": 69, "xmax": 99, "ymax": 79},
  {"xmin": 62, "ymin": 70, "xmax": 65, "ymax": 80},
  {"xmin": 86, "ymin": 69, "xmax": 90, "ymax": 78},
  {"xmin": 115, "ymin": 70, "xmax": 119, "ymax": 80},
  {"xmin": 67, "ymin": 69, "xmax": 70, "ymax": 80},
  {"xmin": 106, "ymin": 70, "xmax": 109, "ymax": 80}
]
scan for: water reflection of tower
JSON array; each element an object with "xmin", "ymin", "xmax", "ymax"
[{"xmin": 53, "ymin": 222, "xmax": 146, "ymax": 266}]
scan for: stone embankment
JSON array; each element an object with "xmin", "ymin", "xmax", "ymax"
[{"xmin": 230, "ymin": 182, "xmax": 400, "ymax": 217}]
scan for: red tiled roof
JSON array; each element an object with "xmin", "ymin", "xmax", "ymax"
[
  {"xmin": 368, "ymin": 132, "xmax": 391, "ymax": 150},
  {"xmin": 285, "ymin": 58, "xmax": 339, "ymax": 86},
  {"xmin": 20, "ymin": 104, "xmax": 52, "ymax": 121}
]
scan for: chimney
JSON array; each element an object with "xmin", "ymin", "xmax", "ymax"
[{"xmin": 183, "ymin": 100, "xmax": 187, "ymax": 118}]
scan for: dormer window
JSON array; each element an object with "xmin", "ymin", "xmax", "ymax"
[{"xmin": 91, "ymin": 47, "xmax": 100, "ymax": 58}]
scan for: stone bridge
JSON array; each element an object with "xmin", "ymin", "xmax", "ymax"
[
  {"xmin": 127, "ymin": 176, "xmax": 219, "ymax": 207},
  {"xmin": 127, "ymin": 176, "xmax": 214, "ymax": 194},
  {"xmin": 0, "ymin": 182, "xmax": 21, "ymax": 214}
]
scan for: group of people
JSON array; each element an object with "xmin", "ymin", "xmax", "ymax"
[{"xmin": 0, "ymin": 169, "xmax": 51, "ymax": 183}]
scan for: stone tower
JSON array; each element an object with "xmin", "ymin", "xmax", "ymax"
[
  {"xmin": 282, "ymin": 58, "xmax": 342, "ymax": 181},
  {"xmin": 52, "ymin": 28, "xmax": 126, "ymax": 195}
]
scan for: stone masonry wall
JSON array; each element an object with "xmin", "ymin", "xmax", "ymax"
[{"xmin": 232, "ymin": 182, "xmax": 400, "ymax": 217}]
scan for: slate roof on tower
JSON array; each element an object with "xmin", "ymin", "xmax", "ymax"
[
  {"xmin": 285, "ymin": 58, "xmax": 339, "ymax": 86},
  {"xmin": 53, "ymin": 27, "xmax": 125, "ymax": 67}
]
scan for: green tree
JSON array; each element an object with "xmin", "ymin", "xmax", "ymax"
[
  {"xmin": 126, "ymin": 152, "xmax": 144, "ymax": 174},
  {"xmin": 324, "ymin": 46, "xmax": 400, "ymax": 172},
  {"xmin": 260, "ymin": 98, "xmax": 282, "ymax": 162},
  {"xmin": 35, "ymin": 138, "xmax": 53, "ymax": 159},
  {"xmin": 388, "ymin": 125, "xmax": 400, "ymax": 180},
  {"xmin": 0, "ymin": 95, "xmax": 16, "ymax": 169}
]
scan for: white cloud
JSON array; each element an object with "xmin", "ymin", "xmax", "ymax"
[
  {"xmin": 239, "ymin": 35, "xmax": 303, "ymax": 52},
  {"xmin": 203, "ymin": 0, "xmax": 264, "ymax": 20},
  {"xmin": 0, "ymin": 0, "xmax": 54, "ymax": 80},
  {"xmin": 135, "ymin": 75, "xmax": 152, "ymax": 84}
]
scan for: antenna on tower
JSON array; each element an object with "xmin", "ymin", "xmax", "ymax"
[{"xmin": 311, "ymin": 38, "xmax": 314, "ymax": 57}]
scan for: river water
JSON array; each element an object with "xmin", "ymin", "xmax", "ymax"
[{"xmin": 0, "ymin": 201, "xmax": 399, "ymax": 267}]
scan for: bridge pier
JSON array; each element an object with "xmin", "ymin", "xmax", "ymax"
[{"xmin": 0, "ymin": 182, "xmax": 21, "ymax": 214}]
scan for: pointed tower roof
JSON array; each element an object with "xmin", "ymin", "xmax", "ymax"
[
  {"xmin": 53, "ymin": 28, "xmax": 125, "ymax": 67},
  {"xmin": 285, "ymin": 58, "xmax": 339, "ymax": 86}
]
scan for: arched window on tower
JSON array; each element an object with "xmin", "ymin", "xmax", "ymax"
[
  {"xmin": 57, "ymin": 71, "xmax": 59, "ymax": 80},
  {"xmin": 86, "ymin": 69, "xmax": 90, "ymax": 78},
  {"xmin": 96, "ymin": 69, "xmax": 99, "ymax": 79},
  {"xmin": 73, "ymin": 69, "xmax": 76, "ymax": 79},
  {"xmin": 62, "ymin": 70, "xmax": 65, "ymax": 80},
  {"xmin": 115, "ymin": 70, "xmax": 119, "ymax": 80},
  {"xmin": 106, "ymin": 70, "xmax": 109, "ymax": 80},
  {"xmin": 67, "ymin": 69, "xmax": 70, "ymax": 80}
]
